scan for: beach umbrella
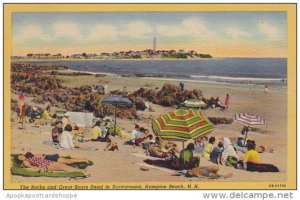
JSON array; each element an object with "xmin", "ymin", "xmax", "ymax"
[
  {"xmin": 234, "ymin": 113, "xmax": 266, "ymax": 145},
  {"xmin": 234, "ymin": 113, "xmax": 266, "ymax": 126},
  {"xmin": 152, "ymin": 109, "xmax": 213, "ymax": 141},
  {"xmin": 102, "ymin": 95, "xmax": 132, "ymax": 133},
  {"xmin": 183, "ymin": 99, "xmax": 206, "ymax": 108},
  {"xmin": 152, "ymin": 109, "xmax": 213, "ymax": 164}
]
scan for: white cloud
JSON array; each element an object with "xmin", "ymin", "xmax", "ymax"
[
  {"xmin": 225, "ymin": 27, "xmax": 250, "ymax": 39},
  {"xmin": 122, "ymin": 20, "xmax": 153, "ymax": 38},
  {"xmin": 258, "ymin": 21, "xmax": 280, "ymax": 40},
  {"xmin": 52, "ymin": 21, "xmax": 82, "ymax": 39},
  {"xmin": 14, "ymin": 24, "xmax": 51, "ymax": 43},
  {"xmin": 88, "ymin": 24, "xmax": 118, "ymax": 40},
  {"xmin": 156, "ymin": 17, "xmax": 216, "ymax": 39},
  {"xmin": 156, "ymin": 25, "xmax": 185, "ymax": 37}
]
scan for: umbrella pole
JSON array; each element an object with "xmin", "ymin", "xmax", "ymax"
[
  {"xmin": 182, "ymin": 141, "xmax": 185, "ymax": 164},
  {"xmin": 114, "ymin": 106, "xmax": 117, "ymax": 134},
  {"xmin": 243, "ymin": 131, "xmax": 248, "ymax": 146}
]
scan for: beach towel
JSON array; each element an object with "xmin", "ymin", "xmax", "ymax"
[
  {"xmin": 10, "ymin": 154, "xmax": 93, "ymax": 178},
  {"xmin": 246, "ymin": 162, "xmax": 279, "ymax": 173}
]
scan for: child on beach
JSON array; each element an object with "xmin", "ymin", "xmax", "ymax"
[
  {"xmin": 194, "ymin": 136, "xmax": 208, "ymax": 154},
  {"xmin": 203, "ymin": 137, "xmax": 215, "ymax": 160},
  {"xmin": 52, "ymin": 121, "xmax": 63, "ymax": 144},
  {"xmin": 210, "ymin": 141, "xmax": 224, "ymax": 164}
]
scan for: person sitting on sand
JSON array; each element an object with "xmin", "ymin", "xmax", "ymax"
[
  {"xmin": 29, "ymin": 106, "xmax": 42, "ymax": 123},
  {"xmin": 179, "ymin": 143, "xmax": 200, "ymax": 169},
  {"xmin": 141, "ymin": 134, "xmax": 155, "ymax": 150},
  {"xmin": 42, "ymin": 106, "xmax": 52, "ymax": 120},
  {"xmin": 52, "ymin": 121, "xmax": 63, "ymax": 144},
  {"xmin": 210, "ymin": 141, "xmax": 224, "ymax": 164},
  {"xmin": 131, "ymin": 124, "xmax": 140, "ymax": 138},
  {"xmin": 215, "ymin": 97, "xmax": 226, "ymax": 110},
  {"xmin": 221, "ymin": 137, "xmax": 239, "ymax": 167},
  {"xmin": 51, "ymin": 114, "xmax": 58, "ymax": 128},
  {"xmin": 61, "ymin": 114, "xmax": 69, "ymax": 129},
  {"xmin": 203, "ymin": 136, "xmax": 215, "ymax": 160},
  {"xmin": 17, "ymin": 152, "xmax": 89, "ymax": 175},
  {"xmin": 59, "ymin": 124, "xmax": 75, "ymax": 149},
  {"xmin": 186, "ymin": 166, "xmax": 232, "ymax": 179},
  {"xmin": 91, "ymin": 120, "xmax": 103, "ymax": 141},
  {"xmin": 243, "ymin": 140, "xmax": 260, "ymax": 164},
  {"xmin": 72, "ymin": 126, "xmax": 84, "ymax": 143},
  {"xmin": 237, "ymin": 140, "xmax": 279, "ymax": 172},
  {"xmin": 193, "ymin": 136, "xmax": 208, "ymax": 154},
  {"xmin": 135, "ymin": 129, "xmax": 151, "ymax": 146}
]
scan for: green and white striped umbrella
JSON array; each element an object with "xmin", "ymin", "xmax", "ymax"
[{"xmin": 183, "ymin": 99, "xmax": 206, "ymax": 108}]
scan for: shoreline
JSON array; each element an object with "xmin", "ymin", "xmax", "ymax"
[{"xmin": 60, "ymin": 69, "xmax": 287, "ymax": 87}]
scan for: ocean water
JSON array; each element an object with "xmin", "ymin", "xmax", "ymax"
[{"xmin": 17, "ymin": 58, "xmax": 287, "ymax": 85}]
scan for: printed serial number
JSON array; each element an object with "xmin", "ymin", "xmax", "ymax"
[{"xmin": 268, "ymin": 184, "xmax": 286, "ymax": 188}]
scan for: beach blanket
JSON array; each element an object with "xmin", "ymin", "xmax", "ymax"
[
  {"xmin": 65, "ymin": 111, "xmax": 94, "ymax": 128},
  {"xmin": 11, "ymin": 154, "xmax": 93, "ymax": 178},
  {"xmin": 43, "ymin": 140, "xmax": 98, "ymax": 151}
]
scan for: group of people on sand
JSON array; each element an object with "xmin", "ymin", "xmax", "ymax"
[
  {"xmin": 203, "ymin": 95, "xmax": 229, "ymax": 110},
  {"xmin": 200, "ymin": 136, "xmax": 279, "ymax": 173},
  {"xmin": 16, "ymin": 93, "xmax": 57, "ymax": 129}
]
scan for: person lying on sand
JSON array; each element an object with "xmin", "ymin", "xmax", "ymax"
[
  {"xmin": 186, "ymin": 166, "xmax": 233, "ymax": 179},
  {"xmin": 148, "ymin": 143, "xmax": 175, "ymax": 158},
  {"xmin": 17, "ymin": 152, "xmax": 89, "ymax": 175},
  {"xmin": 155, "ymin": 137, "xmax": 180, "ymax": 155}
]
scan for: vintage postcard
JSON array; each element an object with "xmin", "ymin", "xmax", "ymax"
[{"xmin": 3, "ymin": 4, "xmax": 296, "ymax": 190}]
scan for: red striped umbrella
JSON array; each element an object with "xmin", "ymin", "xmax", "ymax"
[{"xmin": 234, "ymin": 113, "xmax": 266, "ymax": 126}]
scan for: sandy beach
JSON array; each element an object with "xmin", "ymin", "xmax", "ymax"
[{"xmin": 10, "ymin": 68, "xmax": 288, "ymax": 184}]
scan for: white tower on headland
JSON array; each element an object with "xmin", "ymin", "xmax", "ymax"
[{"xmin": 153, "ymin": 37, "xmax": 156, "ymax": 51}]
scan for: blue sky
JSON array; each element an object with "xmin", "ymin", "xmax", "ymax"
[{"xmin": 12, "ymin": 12, "xmax": 287, "ymax": 57}]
